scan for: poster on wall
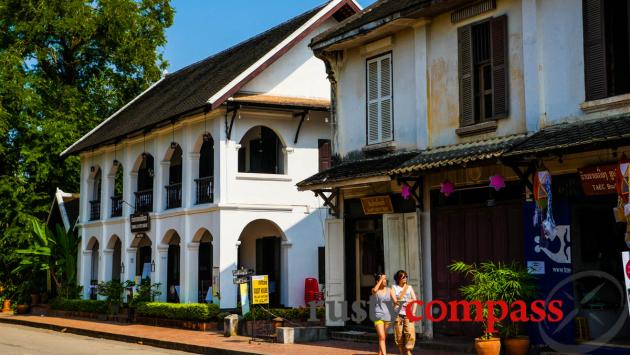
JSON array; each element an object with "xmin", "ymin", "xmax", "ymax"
[
  {"xmin": 524, "ymin": 200, "xmax": 574, "ymax": 345},
  {"xmin": 622, "ymin": 252, "xmax": 630, "ymax": 317}
]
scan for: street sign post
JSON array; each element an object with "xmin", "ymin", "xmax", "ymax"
[
  {"xmin": 233, "ymin": 276, "xmax": 249, "ymax": 284},
  {"xmin": 249, "ymin": 275, "xmax": 269, "ymax": 344}
]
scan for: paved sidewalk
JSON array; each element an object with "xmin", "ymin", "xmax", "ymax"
[{"xmin": 0, "ymin": 314, "xmax": 461, "ymax": 355}]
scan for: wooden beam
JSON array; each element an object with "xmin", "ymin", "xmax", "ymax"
[
  {"xmin": 293, "ymin": 111, "xmax": 308, "ymax": 144},
  {"xmin": 396, "ymin": 176, "xmax": 424, "ymax": 210},
  {"xmin": 314, "ymin": 189, "xmax": 339, "ymax": 217}
]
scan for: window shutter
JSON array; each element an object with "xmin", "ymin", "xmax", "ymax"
[
  {"xmin": 380, "ymin": 56, "xmax": 393, "ymax": 141},
  {"xmin": 490, "ymin": 15, "xmax": 509, "ymax": 118},
  {"xmin": 318, "ymin": 139, "xmax": 331, "ymax": 172},
  {"xmin": 583, "ymin": 0, "xmax": 607, "ymax": 101},
  {"xmin": 366, "ymin": 54, "xmax": 393, "ymax": 144},
  {"xmin": 367, "ymin": 59, "xmax": 380, "ymax": 144},
  {"xmin": 458, "ymin": 25, "xmax": 475, "ymax": 127}
]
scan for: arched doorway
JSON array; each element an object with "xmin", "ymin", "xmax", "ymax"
[
  {"xmin": 163, "ymin": 231, "xmax": 181, "ymax": 303},
  {"xmin": 193, "ymin": 229, "xmax": 213, "ymax": 302},
  {"xmin": 238, "ymin": 126, "xmax": 285, "ymax": 174},
  {"xmin": 164, "ymin": 144, "xmax": 182, "ymax": 209},
  {"xmin": 196, "ymin": 136, "xmax": 214, "ymax": 204},
  {"xmin": 87, "ymin": 237, "xmax": 100, "ymax": 300},
  {"xmin": 238, "ymin": 220, "xmax": 285, "ymax": 307},
  {"xmin": 89, "ymin": 167, "xmax": 102, "ymax": 221},
  {"xmin": 135, "ymin": 153, "xmax": 154, "ymax": 212},
  {"xmin": 131, "ymin": 234, "xmax": 152, "ymax": 281},
  {"xmin": 107, "ymin": 235, "xmax": 122, "ymax": 281}
]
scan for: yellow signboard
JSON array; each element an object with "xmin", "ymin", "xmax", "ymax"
[
  {"xmin": 251, "ymin": 275, "xmax": 269, "ymax": 305},
  {"xmin": 360, "ymin": 195, "xmax": 394, "ymax": 215}
]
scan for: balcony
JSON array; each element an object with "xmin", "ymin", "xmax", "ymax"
[
  {"xmin": 165, "ymin": 183, "xmax": 182, "ymax": 209},
  {"xmin": 111, "ymin": 196, "xmax": 123, "ymax": 217},
  {"xmin": 134, "ymin": 189, "xmax": 153, "ymax": 213},
  {"xmin": 89, "ymin": 200, "xmax": 101, "ymax": 221},
  {"xmin": 195, "ymin": 176, "xmax": 214, "ymax": 204}
]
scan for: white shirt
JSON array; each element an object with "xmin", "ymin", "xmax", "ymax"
[{"xmin": 393, "ymin": 284, "xmax": 412, "ymax": 315}]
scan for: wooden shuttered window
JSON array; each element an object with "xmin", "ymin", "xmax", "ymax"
[
  {"xmin": 458, "ymin": 15, "xmax": 509, "ymax": 127},
  {"xmin": 583, "ymin": 0, "xmax": 607, "ymax": 101},
  {"xmin": 458, "ymin": 25, "xmax": 475, "ymax": 127},
  {"xmin": 318, "ymin": 139, "xmax": 331, "ymax": 172},
  {"xmin": 366, "ymin": 53, "xmax": 393, "ymax": 145},
  {"xmin": 491, "ymin": 15, "xmax": 508, "ymax": 118}
]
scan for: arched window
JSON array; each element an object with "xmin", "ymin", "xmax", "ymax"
[
  {"xmin": 135, "ymin": 153, "xmax": 154, "ymax": 212},
  {"xmin": 238, "ymin": 126, "xmax": 285, "ymax": 174},
  {"xmin": 165, "ymin": 145, "xmax": 182, "ymax": 209},
  {"xmin": 111, "ymin": 164, "xmax": 124, "ymax": 217},
  {"xmin": 196, "ymin": 137, "xmax": 214, "ymax": 204}
]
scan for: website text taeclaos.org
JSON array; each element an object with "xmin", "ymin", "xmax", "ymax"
[{"xmin": 307, "ymin": 299, "xmax": 563, "ymax": 332}]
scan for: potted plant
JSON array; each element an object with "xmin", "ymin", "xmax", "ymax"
[{"xmin": 449, "ymin": 261, "xmax": 536, "ymax": 355}]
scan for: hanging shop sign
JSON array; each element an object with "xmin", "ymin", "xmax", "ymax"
[
  {"xmin": 577, "ymin": 164, "xmax": 617, "ymax": 196},
  {"xmin": 130, "ymin": 212, "xmax": 150, "ymax": 232},
  {"xmin": 251, "ymin": 275, "xmax": 269, "ymax": 305},
  {"xmin": 361, "ymin": 195, "xmax": 394, "ymax": 215}
]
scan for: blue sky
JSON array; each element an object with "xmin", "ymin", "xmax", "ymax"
[{"xmin": 163, "ymin": 0, "xmax": 376, "ymax": 72}]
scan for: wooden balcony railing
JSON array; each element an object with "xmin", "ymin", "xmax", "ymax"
[
  {"xmin": 134, "ymin": 189, "xmax": 153, "ymax": 212},
  {"xmin": 89, "ymin": 200, "xmax": 101, "ymax": 221},
  {"xmin": 165, "ymin": 183, "xmax": 182, "ymax": 209},
  {"xmin": 195, "ymin": 176, "xmax": 214, "ymax": 204},
  {"xmin": 111, "ymin": 196, "xmax": 123, "ymax": 217}
]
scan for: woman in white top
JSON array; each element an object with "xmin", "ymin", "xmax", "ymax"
[{"xmin": 392, "ymin": 270, "xmax": 417, "ymax": 355}]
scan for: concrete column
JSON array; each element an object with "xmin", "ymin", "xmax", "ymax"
[
  {"xmin": 281, "ymin": 241, "xmax": 292, "ymax": 307},
  {"xmin": 157, "ymin": 161, "xmax": 169, "ymax": 212},
  {"xmin": 128, "ymin": 172, "xmax": 138, "ymax": 216},
  {"xmin": 102, "ymin": 249, "xmax": 114, "ymax": 282},
  {"xmin": 81, "ymin": 250, "xmax": 92, "ymax": 299},
  {"xmin": 186, "ymin": 152, "xmax": 200, "ymax": 207},
  {"xmin": 522, "ymin": 0, "xmax": 542, "ymax": 132},
  {"xmin": 219, "ymin": 237, "xmax": 238, "ymax": 309},
  {"xmin": 183, "ymin": 242, "xmax": 200, "ymax": 303},
  {"xmin": 126, "ymin": 247, "xmax": 137, "ymax": 282},
  {"xmin": 105, "ymin": 172, "xmax": 115, "ymax": 219},
  {"xmin": 155, "ymin": 245, "xmax": 169, "ymax": 302},
  {"xmin": 412, "ymin": 21, "xmax": 430, "ymax": 149}
]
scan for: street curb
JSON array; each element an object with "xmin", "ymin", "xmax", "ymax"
[{"xmin": 0, "ymin": 316, "xmax": 260, "ymax": 355}]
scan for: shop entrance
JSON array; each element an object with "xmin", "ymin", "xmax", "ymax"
[
  {"xmin": 345, "ymin": 216, "xmax": 385, "ymax": 322},
  {"xmin": 431, "ymin": 185, "xmax": 524, "ymax": 338},
  {"xmin": 571, "ymin": 193, "xmax": 630, "ymax": 342}
]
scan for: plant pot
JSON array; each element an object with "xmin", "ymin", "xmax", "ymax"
[
  {"xmin": 16, "ymin": 304, "xmax": 29, "ymax": 314},
  {"xmin": 2, "ymin": 299, "xmax": 11, "ymax": 313},
  {"xmin": 30, "ymin": 293, "xmax": 40, "ymax": 305},
  {"xmin": 474, "ymin": 337, "xmax": 501, "ymax": 355},
  {"xmin": 504, "ymin": 336, "xmax": 530, "ymax": 355}
]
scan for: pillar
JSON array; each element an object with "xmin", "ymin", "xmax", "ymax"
[
  {"xmin": 102, "ymin": 249, "xmax": 114, "ymax": 282},
  {"xmin": 281, "ymin": 240, "xmax": 292, "ymax": 306},
  {"xmin": 157, "ymin": 160, "xmax": 169, "ymax": 212},
  {"xmin": 183, "ymin": 242, "xmax": 200, "ymax": 303},
  {"xmin": 186, "ymin": 152, "xmax": 200, "ymax": 207},
  {"xmin": 155, "ymin": 245, "xmax": 169, "ymax": 302},
  {"xmin": 126, "ymin": 247, "xmax": 137, "ymax": 283},
  {"xmin": 81, "ymin": 250, "xmax": 92, "ymax": 299}
]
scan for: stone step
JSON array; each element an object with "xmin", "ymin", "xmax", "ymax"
[{"xmin": 330, "ymin": 331, "xmax": 474, "ymax": 353}]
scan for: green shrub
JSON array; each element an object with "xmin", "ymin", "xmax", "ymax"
[
  {"xmin": 50, "ymin": 298, "xmax": 108, "ymax": 314},
  {"xmin": 242, "ymin": 306, "xmax": 324, "ymax": 321},
  {"xmin": 136, "ymin": 302, "xmax": 221, "ymax": 321}
]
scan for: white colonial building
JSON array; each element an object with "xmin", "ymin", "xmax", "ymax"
[{"xmin": 62, "ymin": 0, "xmax": 360, "ymax": 309}]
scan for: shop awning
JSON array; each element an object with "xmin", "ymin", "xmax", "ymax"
[
  {"xmin": 296, "ymin": 150, "xmax": 419, "ymax": 190},
  {"xmin": 391, "ymin": 134, "xmax": 528, "ymax": 174},
  {"xmin": 504, "ymin": 114, "xmax": 630, "ymax": 159}
]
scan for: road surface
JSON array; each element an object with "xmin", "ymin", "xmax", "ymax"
[{"xmin": 0, "ymin": 323, "xmax": 191, "ymax": 354}]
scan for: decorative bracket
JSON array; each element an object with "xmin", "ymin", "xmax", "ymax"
[
  {"xmin": 293, "ymin": 111, "xmax": 308, "ymax": 144},
  {"xmin": 224, "ymin": 103, "xmax": 240, "ymax": 140},
  {"xmin": 314, "ymin": 188, "xmax": 339, "ymax": 217},
  {"xmin": 509, "ymin": 163, "xmax": 535, "ymax": 191},
  {"xmin": 396, "ymin": 176, "xmax": 424, "ymax": 210}
]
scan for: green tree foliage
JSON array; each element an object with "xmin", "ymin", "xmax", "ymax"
[{"xmin": 0, "ymin": 0, "xmax": 173, "ymax": 291}]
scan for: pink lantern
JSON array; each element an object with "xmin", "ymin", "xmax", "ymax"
[
  {"xmin": 489, "ymin": 174, "xmax": 506, "ymax": 191},
  {"xmin": 440, "ymin": 180, "xmax": 455, "ymax": 197},
  {"xmin": 401, "ymin": 184, "xmax": 411, "ymax": 200}
]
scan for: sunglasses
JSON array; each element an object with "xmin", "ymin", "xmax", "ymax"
[{"xmin": 401, "ymin": 275, "xmax": 408, "ymax": 279}]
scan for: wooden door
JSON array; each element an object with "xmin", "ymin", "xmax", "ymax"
[{"xmin": 431, "ymin": 201, "xmax": 523, "ymax": 337}]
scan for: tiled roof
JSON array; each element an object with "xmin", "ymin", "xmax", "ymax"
[
  {"xmin": 296, "ymin": 150, "xmax": 419, "ymax": 188},
  {"xmin": 504, "ymin": 114, "xmax": 630, "ymax": 157},
  {"xmin": 311, "ymin": 0, "xmax": 468, "ymax": 50},
  {"xmin": 392, "ymin": 134, "xmax": 527, "ymax": 174},
  {"xmin": 231, "ymin": 93, "xmax": 330, "ymax": 110},
  {"xmin": 62, "ymin": 3, "xmax": 328, "ymax": 157}
]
